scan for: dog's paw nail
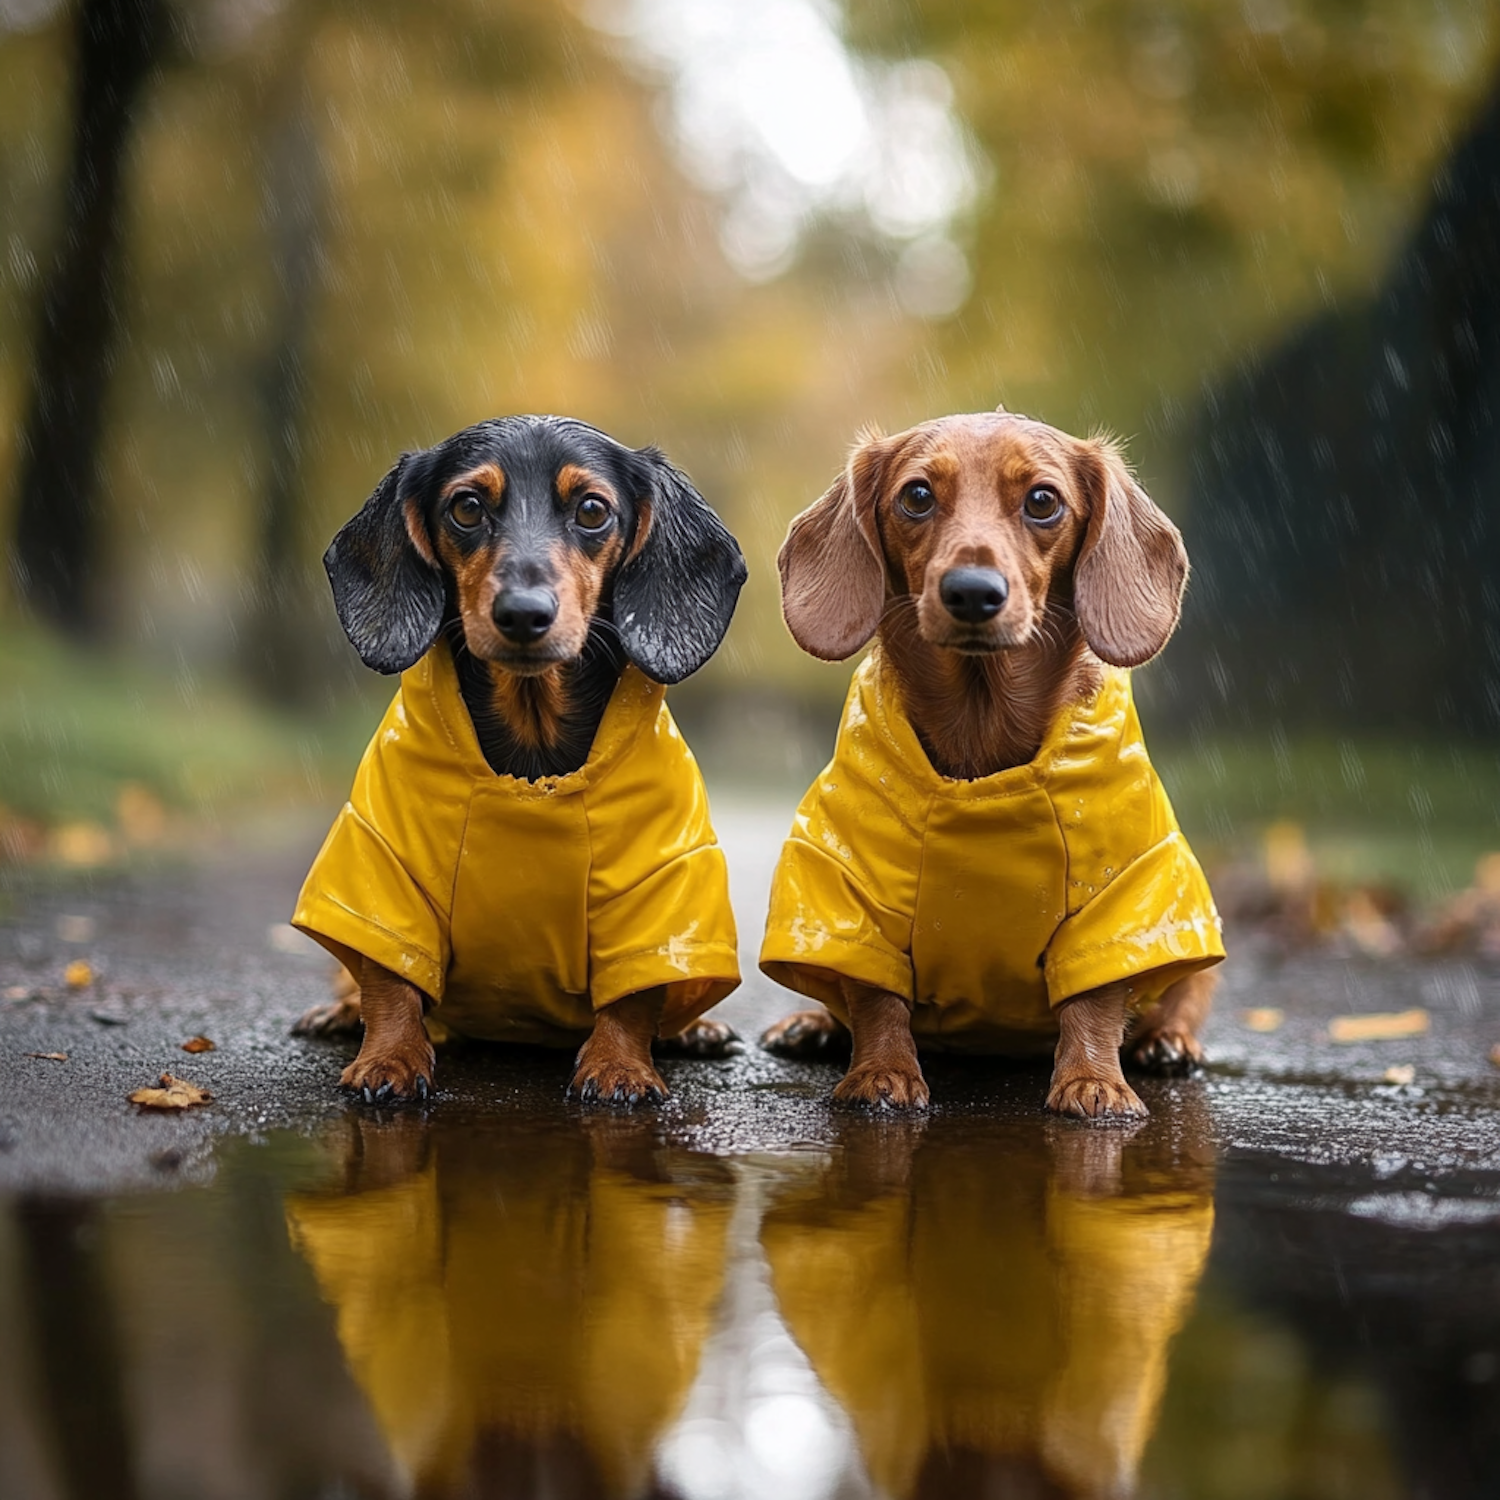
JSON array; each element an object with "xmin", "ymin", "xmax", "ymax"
[
  {"xmin": 627, "ymin": 1090, "xmax": 641, "ymax": 1105},
  {"xmin": 416, "ymin": 1076, "xmax": 430, "ymax": 1101},
  {"xmin": 375, "ymin": 1082, "xmax": 393, "ymax": 1103},
  {"xmin": 361, "ymin": 1085, "xmax": 374, "ymax": 1104}
]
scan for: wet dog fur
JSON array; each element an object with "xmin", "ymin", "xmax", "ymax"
[
  {"xmin": 294, "ymin": 415, "xmax": 746, "ymax": 1106},
  {"xmin": 762, "ymin": 407, "xmax": 1216, "ymax": 1119}
]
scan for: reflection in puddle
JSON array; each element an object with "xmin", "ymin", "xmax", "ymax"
[
  {"xmin": 6, "ymin": 1096, "xmax": 1465, "ymax": 1499},
  {"xmin": 286, "ymin": 1114, "xmax": 737, "ymax": 1496},
  {"xmin": 285, "ymin": 1110, "xmax": 1214, "ymax": 1498}
]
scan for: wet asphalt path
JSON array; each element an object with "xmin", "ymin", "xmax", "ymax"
[{"xmin": 1, "ymin": 794, "xmax": 1499, "ymax": 1198}]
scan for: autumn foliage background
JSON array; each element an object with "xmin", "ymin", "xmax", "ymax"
[{"xmin": 1, "ymin": 0, "xmax": 1498, "ymax": 880}]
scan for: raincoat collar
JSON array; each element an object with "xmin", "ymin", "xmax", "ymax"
[
  {"xmin": 861, "ymin": 642, "xmax": 1131, "ymax": 798},
  {"xmin": 419, "ymin": 641, "xmax": 665, "ymax": 794}
]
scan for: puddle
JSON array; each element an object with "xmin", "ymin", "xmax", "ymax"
[{"xmin": 2, "ymin": 1103, "xmax": 1497, "ymax": 1499}]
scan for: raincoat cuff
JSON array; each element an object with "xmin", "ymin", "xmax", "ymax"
[
  {"xmin": 758, "ymin": 942, "xmax": 914, "ymax": 1014},
  {"xmin": 591, "ymin": 945, "xmax": 742, "ymax": 1014},
  {"xmin": 1044, "ymin": 837, "xmax": 1225, "ymax": 1007},
  {"xmin": 292, "ymin": 899, "xmax": 446, "ymax": 1003}
]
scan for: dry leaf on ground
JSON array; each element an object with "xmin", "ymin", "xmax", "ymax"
[
  {"xmin": 180, "ymin": 1036, "xmax": 216, "ymax": 1053},
  {"xmin": 1328, "ymin": 1008, "xmax": 1430, "ymax": 1043},
  {"xmin": 128, "ymin": 1074, "xmax": 212, "ymax": 1110},
  {"xmin": 63, "ymin": 959, "xmax": 94, "ymax": 989},
  {"xmin": 1241, "ymin": 1007, "xmax": 1285, "ymax": 1033},
  {"xmin": 1490, "ymin": 1045, "xmax": 1500, "ymax": 1069},
  {"xmin": 1382, "ymin": 1064, "xmax": 1416, "ymax": 1085},
  {"xmin": 25, "ymin": 1052, "xmax": 68, "ymax": 1062}
]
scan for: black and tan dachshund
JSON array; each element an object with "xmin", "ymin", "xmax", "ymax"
[{"xmin": 292, "ymin": 415, "xmax": 747, "ymax": 1105}]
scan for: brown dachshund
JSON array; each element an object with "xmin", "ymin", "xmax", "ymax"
[
  {"xmin": 759, "ymin": 408, "xmax": 1223, "ymax": 1118},
  {"xmin": 292, "ymin": 416, "xmax": 747, "ymax": 1107}
]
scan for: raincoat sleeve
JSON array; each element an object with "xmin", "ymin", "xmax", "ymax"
[
  {"xmin": 759, "ymin": 807, "xmax": 916, "ymax": 1014},
  {"xmin": 1044, "ymin": 829, "xmax": 1224, "ymax": 1008},
  {"xmin": 292, "ymin": 803, "xmax": 451, "ymax": 1001},
  {"xmin": 584, "ymin": 703, "xmax": 740, "ymax": 1032}
]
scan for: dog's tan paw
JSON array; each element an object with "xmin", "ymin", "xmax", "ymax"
[
  {"xmin": 657, "ymin": 1018, "xmax": 741, "ymax": 1058},
  {"xmin": 340, "ymin": 1041, "xmax": 435, "ymax": 1105},
  {"xmin": 1046, "ymin": 1073, "xmax": 1148, "ymax": 1120},
  {"xmin": 568, "ymin": 1047, "xmax": 668, "ymax": 1107},
  {"xmin": 1126, "ymin": 1027, "xmax": 1204, "ymax": 1077},
  {"xmin": 833, "ymin": 1061, "xmax": 929, "ymax": 1111},
  {"xmin": 760, "ymin": 1008, "xmax": 851, "ymax": 1060},
  {"xmin": 292, "ymin": 994, "xmax": 362, "ymax": 1038}
]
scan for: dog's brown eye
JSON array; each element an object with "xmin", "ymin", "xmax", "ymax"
[
  {"xmin": 449, "ymin": 493, "xmax": 484, "ymax": 530},
  {"xmin": 574, "ymin": 496, "xmax": 611, "ymax": 531},
  {"xmin": 899, "ymin": 482, "xmax": 936, "ymax": 519},
  {"xmin": 1023, "ymin": 486, "xmax": 1063, "ymax": 524}
]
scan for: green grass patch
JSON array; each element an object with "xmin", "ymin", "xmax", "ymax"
[
  {"xmin": 0, "ymin": 620, "xmax": 379, "ymax": 828},
  {"xmin": 1156, "ymin": 734, "xmax": 1500, "ymax": 899}
]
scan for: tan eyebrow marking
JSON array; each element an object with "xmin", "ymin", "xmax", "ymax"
[
  {"xmin": 441, "ymin": 462, "xmax": 506, "ymax": 501},
  {"xmin": 556, "ymin": 463, "xmax": 616, "ymax": 502}
]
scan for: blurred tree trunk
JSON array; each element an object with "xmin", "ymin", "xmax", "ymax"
[
  {"xmin": 241, "ymin": 61, "xmax": 327, "ymax": 708},
  {"xmin": 10, "ymin": 0, "xmax": 165, "ymax": 637},
  {"xmin": 1172, "ymin": 72, "xmax": 1500, "ymax": 736},
  {"xmin": 15, "ymin": 1199, "xmax": 143, "ymax": 1500}
]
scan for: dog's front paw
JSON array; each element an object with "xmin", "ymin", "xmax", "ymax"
[
  {"xmin": 340, "ymin": 1042, "xmax": 435, "ymax": 1105},
  {"xmin": 760, "ymin": 1008, "xmax": 852, "ymax": 1060},
  {"xmin": 1125, "ymin": 1027, "xmax": 1204, "ymax": 1077},
  {"xmin": 567, "ymin": 1048, "xmax": 668, "ymax": 1107},
  {"xmin": 293, "ymin": 994, "xmax": 362, "ymax": 1038},
  {"xmin": 657, "ymin": 1018, "xmax": 741, "ymax": 1058},
  {"xmin": 1046, "ymin": 1073, "xmax": 1148, "ymax": 1120},
  {"xmin": 833, "ymin": 1060, "xmax": 929, "ymax": 1111}
]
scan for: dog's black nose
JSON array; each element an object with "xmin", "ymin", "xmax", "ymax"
[
  {"xmin": 492, "ymin": 588, "xmax": 558, "ymax": 644},
  {"xmin": 939, "ymin": 567, "xmax": 1008, "ymax": 624}
]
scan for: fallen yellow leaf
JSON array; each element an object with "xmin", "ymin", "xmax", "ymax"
[
  {"xmin": 1241, "ymin": 1007, "xmax": 1285, "ymax": 1033},
  {"xmin": 1490, "ymin": 1044, "xmax": 1500, "ymax": 1069},
  {"xmin": 128, "ymin": 1074, "xmax": 212, "ymax": 1110},
  {"xmin": 1328, "ymin": 1008, "xmax": 1429, "ymax": 1043},
  {"xmin": 180, "ymin": 1036, "xmax": 216, "ymax": 1054},
  {"xmin": 25, "ymin": 1051, "xmax": 67, "ymax": 1062},
  {"xmin": 1382, "ymin": 1064, "xmax": 1416, "ymax": 1086},
  {"xmin": 63, "ymin": 959, "xmax": 94, "ymax": 989},
  {"xmin": 49, "ymin": 821, "xmax": 113, "ymax": 867},
  {"xmin": 116, "ymin": 782, "xmax": 167, "ymax": 845}
]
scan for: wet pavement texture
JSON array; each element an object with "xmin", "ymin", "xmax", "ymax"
[{"xmin": 1, "ymin": 796, "xmax": 1499, "ymax": 1499}]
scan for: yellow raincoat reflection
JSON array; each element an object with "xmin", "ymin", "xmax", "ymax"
[
  {"xmin": 285, "ymin": 1120, "xmax": 732, "ymax": 1497},
  {"xmin": 761, "ymin": 652, "xmax": 1224, "ymax": 1047},
  {"xmin": 761, "ymin": 1123, "xmax": 1214, "ymax": 1499}
]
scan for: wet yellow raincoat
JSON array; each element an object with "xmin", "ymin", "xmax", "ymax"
[
  {"xmin": 293, "ymin": 644, "xmax": 740, "ymax": 1043},
  {"xmin": 760, "ymin": 649, "xmax": 1223, "ymax": 1048}
]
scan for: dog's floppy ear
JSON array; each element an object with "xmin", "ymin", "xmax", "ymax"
[
  {"xmin": 323, "ymin": 452, "xmax": 445, "ymax": 674},
  {"xmin": 1072, "ymin": 439, "xmax": 1188, "ymax": 668},
  {"xmin": 778, "ymin": 433, "xmax": 887, "ymax": 661},
  {"xmin": 615, "ymin": 452, "xmax": 747, "ymax": 684}
]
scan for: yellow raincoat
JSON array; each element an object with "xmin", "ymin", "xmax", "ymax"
[
  {"xmin": 293, "ymin": 644, "xmax": 740, "ymax": 1043},
  {"xmin": 760, "ymin": 649, "xmax": 1222, "ymax": 1048}
]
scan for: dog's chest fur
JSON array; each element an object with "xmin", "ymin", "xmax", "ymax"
[{"xmin": 453, "ymin": 624, "xmax": 626, "ymax": 780}]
